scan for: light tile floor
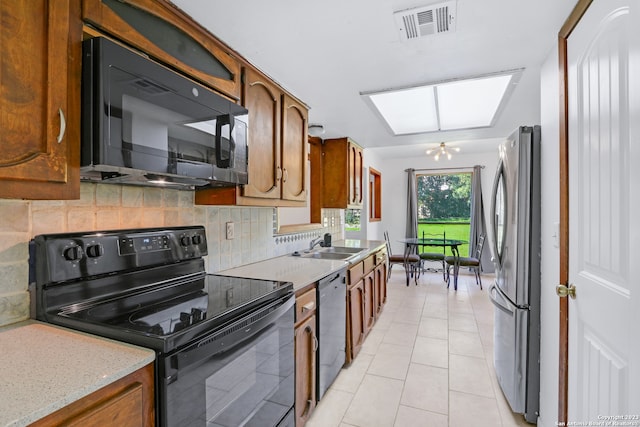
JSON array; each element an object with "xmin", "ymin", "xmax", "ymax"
[{"xmin": 307, "ymin": 269, "xmax": 532, "ymax": 427}]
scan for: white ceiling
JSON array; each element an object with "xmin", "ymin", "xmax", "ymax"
[{"xmin": 172, "ymin": 0, "xmax": 576, "ymax": 158}]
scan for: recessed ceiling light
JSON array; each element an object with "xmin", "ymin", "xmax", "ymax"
[{"xmin": 361, "ymin": 69, "xmax": 523, "ymax": 136}]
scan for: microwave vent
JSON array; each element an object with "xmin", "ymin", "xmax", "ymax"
[
  {"xmin": 131, "ymin": 78, "xmax": 170, "ymax": 95},
  {"xmin": 394, "ymin": 1, "xmax": 457, "ymax": 41}
]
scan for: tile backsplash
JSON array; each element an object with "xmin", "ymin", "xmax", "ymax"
[{"xmin": 0, "ymin": 183, "xmax": 343, "ymax": 327}]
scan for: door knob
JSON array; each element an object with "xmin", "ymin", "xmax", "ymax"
[{"xmin": 556, "ymin": 284, "xmax": 576, "ymax": 299}]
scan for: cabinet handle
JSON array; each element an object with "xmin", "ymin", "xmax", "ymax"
[
  {"xmin": 304, "ymin": 325, "xmax": 318, "ymax": 352},
  {"xmin": 302, "ymin": 399, "xmax": 313, "ymax": 418},
  {"xmin": 283, "ymin": 168, "xmax": 288, "ymax": 183},
  {"xmin": 302, "ymin": 301, "xmax": 315, "ymax": 312},
  {"xmin": 57, "ymin": 108, "xmax": 66, "ymax": 143},
  {"xmin": 276, "ymin": 166, "xmax": 283, "ymax": 181}
]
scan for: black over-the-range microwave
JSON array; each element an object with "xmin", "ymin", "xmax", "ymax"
[{"xmin": 81, "ymin": 37, "xmax": 248, "ymax": 189}]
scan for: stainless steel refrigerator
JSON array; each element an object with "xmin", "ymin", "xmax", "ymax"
[{"xmin": 489, "ymin": 125, "xmax": 541, "ymax": 423}]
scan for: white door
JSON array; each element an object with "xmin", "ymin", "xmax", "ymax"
[{"xmin": 567, "ymin": 0, "xmax": 640, "ymax": 420}]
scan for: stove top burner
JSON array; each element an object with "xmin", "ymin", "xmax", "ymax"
[{"xmin": 127, "ymin": 293, "xmax": 208, "ymax": 335}]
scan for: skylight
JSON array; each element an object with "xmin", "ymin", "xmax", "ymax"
[{"xmin": 361, "ymin": 69, "xmax": 522, "ymax": 135}]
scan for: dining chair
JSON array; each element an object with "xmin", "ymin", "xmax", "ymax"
[
  {"xmin": 418, "ymin": 231, "xmax": 446, "ymax": 281},
  {"xmin": 445, "ymin": 233, "xmax": 486, "ymax": 290},
  {"xmin": 384, "ymin": 231, "xmax": 421, "ymax": 286}
]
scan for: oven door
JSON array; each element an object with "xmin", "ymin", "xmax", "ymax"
[{"xmin": 159, "ymin": 293, "xmax": 295, "ymax": 427}]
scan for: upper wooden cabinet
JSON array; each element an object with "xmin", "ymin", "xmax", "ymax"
[
  {"xmin": 241, "ymin": 67, "xmax": 281, "ymax": 200},
  {"xmin": 320, "ymin": 137, "xmax": 364, "ymax": 209},
  {"xmin": 0, "ymin": 0, "xmax": 81, "ymax": 200},
  {"xmin": 240, "ymin": 69, "xmax": 308, "ymax": 204},
  {"xmin": 81, "ymin": 0, "xmax": 241, "ymax": 100},
  {"xmin": 281, "ymin": 93, "xmax": 308, "ymax": 203},
  {"xmin": 196, "ymin": 68, "xmax": 308, "ymax": 207}
]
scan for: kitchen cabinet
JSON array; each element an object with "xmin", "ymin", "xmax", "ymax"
[
  {"xmin": 363, "ymin": 271, "xmax": 376, "ymax": 333},
  {"xmin": 30, "ymin": 362, "xmax": 155, "ymax": 427},
  {"xmin": 0, "ymin": 0, "xmax": 81, "ymax": 200},
  {"xmin": 319, "ymin": 137, "xmax": 364, "ymax": 209},
  {"xmin": 280, "ymin": 93, "xmax": 308, "ymax": 203},
  {"xmin": 374, "ymin": 251, "xmax": 388, "ymax": 316},
  {"xmin": 195, "ymin": 68, "xmax": 308, "ymax": 207},
  {"xmin": 347, "ymin": 277, "xmax": 366, "ymax": 362},
  {"xmin": 294, "ymin": 287, "xmax": 317, "ymax": 427},
  {"xmin": 346, "ymin": 249, "xmax": 387, "ymax": 363},
  {"xmin": 81, "ymin": 0, "xmax": 241, "ymax": 100}
]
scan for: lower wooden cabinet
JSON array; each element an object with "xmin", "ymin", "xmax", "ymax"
[
  {"xmin": 374, "ymin": 255, "xmax": 388, "ymax": 316},
  {"xmin": 346, "ymin": 248, "xmax": 388, "ymax": 363},
  {"xmin": 347, "ymin": 278, "xmax": 366, "ymax": 362},
  {"xmin": 363, "ymin": 271, "xmax": 376, "ymax": 333},
  {"xmin": 31, "ymin": 363, "xmax": 154, "ymax": 427},
  {"xmin": 294, "ymin": 287, "xmax": 317, "ymax": 427}
]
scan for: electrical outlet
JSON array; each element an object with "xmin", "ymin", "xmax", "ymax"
[{"xmin": 226, "ymin": 222, "xmax": 235, "ymax": 240}]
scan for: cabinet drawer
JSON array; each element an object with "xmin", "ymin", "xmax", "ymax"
[
  {"xmin": 375, "ymin": 250, "xmax": 387, "ymax": 265},
  {"xmin": 347, "ymin": 261, "xmax": 364, "ymax": 286},
  {"xmin": 363, "ymin": 254, "xmax": 375, "ymax": 274},
  {"xmin": 295, "ymin": 288, "xmax": 316, "ymax": 324}
]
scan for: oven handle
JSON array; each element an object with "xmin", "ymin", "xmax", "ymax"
[{"xmin": 174, "ymin": 293, "xmax": 294, "ymax": 371}]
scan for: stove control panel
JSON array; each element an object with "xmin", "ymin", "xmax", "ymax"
[{"xmin": 32, "ymin": 226, "xmax": 208, "ymax": 284}]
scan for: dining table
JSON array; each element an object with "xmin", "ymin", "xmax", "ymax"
[{"xmin": 399, "ymin": 237, "xmax": 468, "ymax": 288}]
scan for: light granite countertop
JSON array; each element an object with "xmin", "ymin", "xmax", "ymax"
[
  {"xmin": 218, "ymin": 239, "xmax": 385, "ymax": 290},
  {"xmin": 0, "ymin": 321, "xmax": 155, "ymax": 427}
]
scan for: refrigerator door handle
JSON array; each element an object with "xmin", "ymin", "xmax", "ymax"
[{"xmin": 489, "ymin": 283, "xmax": 515, "ymax": 316}]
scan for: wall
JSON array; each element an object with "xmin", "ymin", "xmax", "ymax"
[
  {"xmin": 0, "ymin": 183, "xmax": 343, "ymax": 327},
  {"xmin": 537, "ymin": 44, "xmax": 561, "ymax": 427},
  {"xmin": 364, "ymin": 149, "xmax": 501, "ymax": 256}
]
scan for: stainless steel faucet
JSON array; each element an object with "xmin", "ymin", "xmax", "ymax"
[{"xmin": 309, "ymin": 236, "xmax": 324, "ymax": 250}]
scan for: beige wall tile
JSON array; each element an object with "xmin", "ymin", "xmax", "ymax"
[
  {"xmin": 0, "ymin": 292, "xmax": 30, "ymax": 325},
  {"xmin": 143, "ymin": 187, "xmax": 163, "ymax": 207},
  {"xmin": 0, "ymin": 201, "xmax": 29, "ymax": 232},
  {"xmin": 96, "ymin": 184, "xmax": 121, "ymax": 206},
  {"xmin": 122, "ymin": 186, "xmax": 144, "ymax": 207},
  {"xmin": 0, "ymin": 233, "xmax": 28, "ymax": 263}
]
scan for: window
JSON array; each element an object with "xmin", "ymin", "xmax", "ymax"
[
  {"xmin": 369, "ymin": 167, "xmax": 382, "ymax": 221},
  {"xmin": 345, "ymin": 209, "xmax": 361, "ymax": 232},
  {"xmin": 416, "ymin": 172, "xmax": 471, "ymax": 255}
]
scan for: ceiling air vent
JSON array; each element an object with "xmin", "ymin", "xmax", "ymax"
[{"xmin": 394, "ymin": 1, "xmax": 457, "ymax": 41}]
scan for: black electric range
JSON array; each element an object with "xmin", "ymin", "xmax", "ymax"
[{"xmin": 30, "ymin": 226, "xmax": 295, "ymax": 427}]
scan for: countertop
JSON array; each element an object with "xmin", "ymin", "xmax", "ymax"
[
  {"xmin": 0, "ymin": 321, "xmax": 156, "ymax": 427},
  {"xmin": 218, "ymin": 239, "xmax": 385, "ymax": 290}
]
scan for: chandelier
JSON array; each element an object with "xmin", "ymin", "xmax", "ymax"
[{"xmin": 426, "ymin": 142, "xmax": 460, "ymax": 161}]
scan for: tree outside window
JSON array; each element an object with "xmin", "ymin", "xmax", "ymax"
[{"xmin": 416, "ymin": 173, "xmax": 472, "ymax": 255}]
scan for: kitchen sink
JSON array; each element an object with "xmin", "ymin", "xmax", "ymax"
[
  {"xmin": 299, "ymin": 252, "xmax": 353, "ymax": 260},
  {"xmin": 317, "ymin": 246, "xmax": 366, "ymax": 254},
  {"xmin": 291, "ymin": 245, "xmax": 367, "ymax": 260}
]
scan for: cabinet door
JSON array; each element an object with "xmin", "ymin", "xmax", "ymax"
[
  {"xmin": 355, "ymin": 146, "xmax": 364, "ymax": 205},
  {"xmin": 374, "ymin": 262, "xmax": 388, "ymax": 316},
  {"xmin": 295, "ymin": 315, "xmax": 316, "ymax": 427},
  {"xmin": 348, "ymin": 143, "xmax": 357, "ymax": 205},
  {"xmin": 82, "ymin": 0, "xmax": 241, "ymax": 99},
  {"xmin": 0, "ymin": 0, "xmax": 80, "ymax": 200},
  {"xmin": 363, "ymin": 271, "xmax": 376, "ymax": 332},
  {"xmin": 241, "ymin": 67, "xmax": 282, "ymax": 200},
  {"xmin": 31, "ymin": 363, "xmax": 155, "ymax": 427},
  {"xmin": 347, "ymin": 142, "xmax": 363, "ymax": 207},
  {"xmin": 281, "ymin": 94, "xmax": 308, "ymax": 202},
  {"xmin": 347, "ymin": 280, "xmax": 366, "ymax": 360}
]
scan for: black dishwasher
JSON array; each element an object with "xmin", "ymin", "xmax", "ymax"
[{"xmin": 316, "ymin": 268, "xmax": 347, "ymax": 400}]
